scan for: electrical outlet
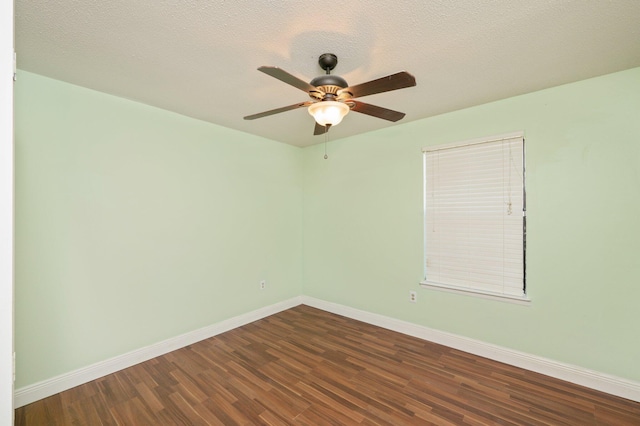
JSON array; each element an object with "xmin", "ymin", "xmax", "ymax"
[
  {"xmin": 260, "ymin": 280, "xmax": 266, "ymax": 290},
  {"xmin": 409, "ymin": 290, "xmax": 417, "ymax": 303}
]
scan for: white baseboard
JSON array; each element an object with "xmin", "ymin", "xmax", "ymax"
[
  {"xmin": 301, "ymin": 296, "xmax": 640, "ymax": 403},
  {"xmin": 14, "ymin": 297, "xmax": 303, "ymax": 408}
]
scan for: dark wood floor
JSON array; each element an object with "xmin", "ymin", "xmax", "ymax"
[{"xmin": 15, "ymin": 305, "xmax": 640, "ymax": 425}]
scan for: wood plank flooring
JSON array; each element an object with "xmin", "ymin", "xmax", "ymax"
[{"xmin": 15, "ymin": 305, "xmax": 640, "ymax": 425}]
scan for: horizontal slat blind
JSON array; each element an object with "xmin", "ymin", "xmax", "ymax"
[{"xmin": 424, "ymin": 136, "xmax": 525, "ymax": 297}]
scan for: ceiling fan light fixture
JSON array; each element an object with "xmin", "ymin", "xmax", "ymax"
[{"xmin": 308, "ymin": 101, "xmax": 349, "ymax": 127}]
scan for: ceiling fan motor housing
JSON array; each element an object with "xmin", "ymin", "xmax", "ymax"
[{"xmin": 309, "ymin": 75, "xmax": 349, "ymax": 100}]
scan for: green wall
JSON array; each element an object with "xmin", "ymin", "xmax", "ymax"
[
  {"xmin": 14, "ymin": 71, "xmax": 303, "ymax": 388},
  {"xmin": 15, "ymin": 67, "xmax": 640, "ymax": 390},
  {"xmin": 302, "ymin": 67, "xmax": 640, "ymax": 381}
]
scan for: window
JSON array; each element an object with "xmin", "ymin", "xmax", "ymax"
[{"xmin": 421, "ymin": 132, "xmax": 528, "ymax": 303}]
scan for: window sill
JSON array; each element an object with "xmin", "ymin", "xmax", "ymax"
[{"xmin": 419, "ymin": 281, "xmax": 532, "ymax": 305}]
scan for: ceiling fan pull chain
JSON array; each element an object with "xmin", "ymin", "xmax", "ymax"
[{"xmin": 324, "ymin": 125, "xmax": 329, "ymax": 159}]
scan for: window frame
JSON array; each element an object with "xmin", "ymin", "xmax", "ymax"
[{"xmin": 420, "ymin": 131, "xmax": 530, "ymax": 305}]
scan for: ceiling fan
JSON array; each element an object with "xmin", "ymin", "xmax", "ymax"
[{"xmin": 244, "ymin": 53, "xmax": 417, "ymax": 135}]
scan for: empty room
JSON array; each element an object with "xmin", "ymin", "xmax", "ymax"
[{"xmin": 2, "ymin": 1, "xmax": 640, "ymax": 424}]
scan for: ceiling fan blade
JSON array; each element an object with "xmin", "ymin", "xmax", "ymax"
[
  {"xmin": 340, "ymin": 71, "xmax": 416, "ymax": 99},
  {"xmin": 351, "ymin": 101, "xmax": 406, "ymax": 122},
  {"xmin": 244, "ymin": 101, "xmax": 312, "ymax": 120},
  {"xmin": 258, "ymin": 66, "xmax": 317, "ymax": 93},
  {"xmin": 314, "ymin": 122, "xmax": 328, "ymax": 135}
]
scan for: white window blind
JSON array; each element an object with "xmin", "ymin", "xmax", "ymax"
[{"xmin": 422, "ymin": 133, "xmax": 526, "ymax": 299}]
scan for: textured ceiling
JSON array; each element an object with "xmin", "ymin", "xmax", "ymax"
[{"xmin": 15, "ymin": 0, "xmax": 640, "ymax": 147}]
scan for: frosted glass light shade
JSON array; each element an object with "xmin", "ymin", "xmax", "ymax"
[{"xmin": 308, "ymin": 101, "xmax": 350, "ymax": 126}]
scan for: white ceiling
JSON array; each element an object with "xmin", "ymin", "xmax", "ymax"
[{"xmin": 15, "ymin": 1, "xmax": 640, "ymax": 147}]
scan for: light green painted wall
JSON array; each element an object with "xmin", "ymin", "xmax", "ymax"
[
  {"xmin": 302, "ymin": 67, "xmax": 640, "ymax": 381},
  {"xmin": 14, "ymin": 71, "xmax": 303, "ymax": 388},
  {"xmin": 15, "ymin": 67, "xmax": 640, "ymax": 390}
]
